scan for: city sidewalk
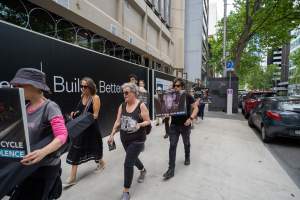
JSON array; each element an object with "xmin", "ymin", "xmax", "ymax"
[{"xmin": 60, "ymin": 114, "xmax": 300, "ymax": 200}]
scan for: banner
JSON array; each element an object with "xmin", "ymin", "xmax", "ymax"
[
  {"xmin": 0, "ymin": 88, "xmax": 30, "ymax": 160},
  {"xmin": 154, "ymin": 90, "xmax": 187, "ymax": 117}
]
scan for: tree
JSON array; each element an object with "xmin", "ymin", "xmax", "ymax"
[
  {"xmin": 246, "ymin": 64, "xmax": 277, "ymax": 89},
  {"xmin": 290, "ymin": 48, "xmax": 300, "ymax": 83},
  {"xmin": 232, "ymin": 0, "xmax": 300, "ymax": 69},
  {"xmin": 209, "ymin": 0, "xmax": 300, "ymax": 89}
]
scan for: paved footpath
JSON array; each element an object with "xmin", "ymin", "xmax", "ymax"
[{"xmin": 60, "ymin": 113, "xmax": 300, "ymax": 200}]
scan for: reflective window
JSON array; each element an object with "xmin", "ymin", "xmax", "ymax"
[
  {"xmin": 56, "ymin": 19, "xmax": 76, "ymax": 43},
  {"xmin": 29, "ymin": 8, "xmax": 55, "ymax": 36},
  {"xmin": 0, "ymin": 0, "xmax": 28, "ymax": 27}
]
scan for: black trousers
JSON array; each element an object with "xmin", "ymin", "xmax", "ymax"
[
  {"xmin": 168, "ymin": 125, "xmax": 191, "ymax": 169},
  {"xmin": 10, "ymin": 164, "xmax": 61, "ymax": 200},
  {"xmin": 122, "ymin": 141, "xmax": 145, "ymax": 188},
  {"xmin": 164, "ymin": 117, "xmax": 170, "ymax": 135}
]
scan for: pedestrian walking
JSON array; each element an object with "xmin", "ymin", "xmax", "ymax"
[
  {"xmin": 65, "ymin": 77, "xmax": 105, "ymax": 186},
  {"xmin": 154, "ymin": 87, "xmax": 163, "ymax": 126},
  {"xmin": 138, "ymin": 80, "xmax": 149, "ymax": 106},
  {"xmin": 9, "ymin": 68, "xmax": 68, "ymax": 200},
  {"xmin": 163, "ymin": 78, "xmax": 198, "ymax": 180},
  {"xmin": 128, "ymin": 74, "xmax": 138, "ymax": 85},
  {"xmin": 108, "ymin": 82, "xmax": 151, "ymax": 200}
]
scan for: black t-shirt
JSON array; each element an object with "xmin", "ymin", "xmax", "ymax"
[{"xmin": 171, "ymin": 94, "xmax": 195, "ymax": 126}]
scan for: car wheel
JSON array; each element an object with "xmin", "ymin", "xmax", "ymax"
[
  {"xmin": 261, "ymin": 126, "xmax": 272, "ymax": 143},
  {"xmin": 248, "ymin": 116, "xmax": 254, "ymax": 128}
]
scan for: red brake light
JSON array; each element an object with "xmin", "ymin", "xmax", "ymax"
[{"xmin": 266, "ymin": 111, "xmax": 282, "ymax": 121}]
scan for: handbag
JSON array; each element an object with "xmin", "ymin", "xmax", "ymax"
[{"xmin": 66, "ymin": 97, "xmax": 95, "ymax": 139}]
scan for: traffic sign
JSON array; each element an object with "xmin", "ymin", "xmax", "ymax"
[{"xmin": 226, "ymin": 60, "xmax": 234, "ymax": 71}]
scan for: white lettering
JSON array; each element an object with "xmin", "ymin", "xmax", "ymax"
[
  {"xmin": 53, "ymin": 76, "xmax": 65, "ymax": 93},
  {"xmin": 0, "ymin": 141, "xmax": 24, "ymax": 149},
  {"xmin": 99, "ymin": 80, "xmax": 106, "ymax": 93},
  {"xmin": 98, "ymin": 81, "xmax": 121, "ymax": 94}
]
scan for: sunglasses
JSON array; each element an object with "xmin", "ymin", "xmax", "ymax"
[
  {"xmin": 80, "ymin": 85, "xmax": 88, "ymax": 89},
  {"xmin": 123, "ymin": 91, "xmax": 130, "ymax": 96}
]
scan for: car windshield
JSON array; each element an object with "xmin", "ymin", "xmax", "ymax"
[{"xmin": 276, "ymin": 100, "xmax": 300, "ymax": 111}]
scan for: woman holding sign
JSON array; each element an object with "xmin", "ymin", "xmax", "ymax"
[
  {"xmin": 108, "ymin": 82, "xmax": 151, "ymax": 200},
  {"xmin": 9, "ymin": 68, "xmax": 68, "ymax": 200},
  {"xmin": 65, "ymin": 77, "xmax": 105, "ymax": 186}
]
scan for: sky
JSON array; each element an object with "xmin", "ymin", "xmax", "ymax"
[{"xmin": 208, "ymin": 0, "xmax": 235, "ymax": 35}]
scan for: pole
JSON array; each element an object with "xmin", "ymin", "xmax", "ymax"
[{"xmin": 223, "ymin": 0, "xmax": 227, "ymax": 77}]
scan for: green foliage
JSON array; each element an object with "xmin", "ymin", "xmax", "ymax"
[
  {"xmin": 290, "ymin": 48, "xmax": 300, "ymax": 83},
  {"xmin": 209, "ymin": 0, "xmax": 300, "ymax": 88},
  {"xmin": 246, "ymin": 64, "xmax": 277, "ymax": 89}
]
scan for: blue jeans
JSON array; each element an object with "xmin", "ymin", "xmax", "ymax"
[{"xmin": 168, "ymin": 125, "xmax": 191, "ymax": 169}]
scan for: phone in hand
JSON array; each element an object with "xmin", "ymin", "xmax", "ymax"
[{"xmin": 108, "ymin": 140, "xmax": 116, "ymax": 151}]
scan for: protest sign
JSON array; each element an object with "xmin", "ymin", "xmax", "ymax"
[
  {"xmin": 0, "ymin": 88, "xmax": 30, "ymax": 161},
  {"xmin": 154, "ymin": 90, "xmax": 187, "ymax": 117}
]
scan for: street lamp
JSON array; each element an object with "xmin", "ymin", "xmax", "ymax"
[{"xmin": 223, "ymin": 0, "xmax": 228, "ymax": 77}]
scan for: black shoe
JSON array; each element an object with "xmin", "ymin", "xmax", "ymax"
[
  {"xmin": 163, "ymin": 168, "xmax": 174, "ymax": 179},
  {"xmin": 163, "ymin": 134, "xmax": 169, "ymax": 139},
  {"xmin": 137, "ymin": 168, "xmax": 147, "ymax": 183},
  {"xmin": 184, "ymin": 158, "xmax": 190, "ymax": 166}
]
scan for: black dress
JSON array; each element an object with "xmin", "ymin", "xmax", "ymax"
[{"xmin": 67, "ymin": 100, "xmax": 103, "ymax": 165}]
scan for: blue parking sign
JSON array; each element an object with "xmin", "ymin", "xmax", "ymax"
[{"xmin": 226, "ymin": 61, "xmax": 234, "ymax": 71}]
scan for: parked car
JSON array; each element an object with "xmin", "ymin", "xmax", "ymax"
[
  {"xmin": 238, "ymin": 91, "xmax": 247, "ymax": 108},
  {"xmin": 248, "ymin": 96, "xmax": 300, "ymax": 143},
  {"xmin": 242, "ymin": 91, "xmax": 276, "ymax": 119}
]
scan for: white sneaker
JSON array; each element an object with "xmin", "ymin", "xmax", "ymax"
[{"xmin": 63, "ymin": 177, "xmax": 76, "ymax": 187}]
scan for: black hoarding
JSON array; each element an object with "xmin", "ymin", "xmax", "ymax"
[
  {"xmin": 0, "ymin": 21, "xmax": 148, "ymax": 136},
  {"xmin": 207, "ymin": 77, "xmax": 239, "ymax": 113}
]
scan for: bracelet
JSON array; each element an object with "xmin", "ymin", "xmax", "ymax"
[{"xmin": 189, "ymin": 117, "xmax": 194, "ymax": 120}]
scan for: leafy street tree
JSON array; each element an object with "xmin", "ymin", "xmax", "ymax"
[
  {"xmin": 209, "ymin": 0, "xmax": 300, "ymax": 88},
  {"xmin": 232, "ymin": 0, "xmax": 300, "ymax": 69},
  {"xmin": 290, "ymin": 48, "xmax": 300, "ymax": 83}
]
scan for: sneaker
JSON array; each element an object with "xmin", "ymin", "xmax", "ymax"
[
  {"xmin": 121, "ymin": 192, "xmax": 130, "ymax": 200},
  {"xmin": 184, "ymin": 157, "xmax": 190, "ymax": 166},
  {"xmin": 163, "ymin": 134, "xmax": 169, "ymax": 139},
  {"xmin": 163, "ymin": 168, "xmax": 174, "ymax": 180},
  {"xmin": 63, "ymin": 177, "xmax": 76, "ymax": 187},
  {"xmin": 137, "ymin": 168, "xmax": 147, "ymax": 183}
]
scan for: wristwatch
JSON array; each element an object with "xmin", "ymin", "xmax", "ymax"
[{"xmin": 189, "ymin": 116, "xmax": 194, "ymax": 120}]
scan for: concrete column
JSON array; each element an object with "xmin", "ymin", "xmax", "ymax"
[
  {"xmin": 143, "ymin": 8, "xmax": 148, "ymax": 40},
  {"xmin": 170, "ymin": 0, "xmax": 185, "ymax": 69},
  {"xmin": 117, "ymin": 0, "xmax": 123, "ymax": 25}
]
